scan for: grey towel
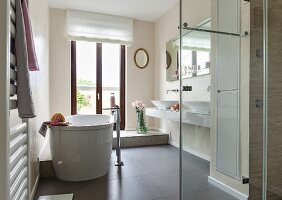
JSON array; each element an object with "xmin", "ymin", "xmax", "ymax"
[
  {"xmin": 39, "ymin": 122, "xmax": 48, "ymax": 137},
  {"xmin": 15, "ymin": 0, "xmax": 36, "ymax": 118}
]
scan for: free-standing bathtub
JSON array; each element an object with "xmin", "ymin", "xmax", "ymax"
[{"xmin": 49, "ymin": 115, "xmax": 114, "ymax": 181}]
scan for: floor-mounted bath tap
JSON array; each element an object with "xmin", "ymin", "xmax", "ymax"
[{"xmin": 103, "ymin": 105, "xmax": 124, "ymax": 167}]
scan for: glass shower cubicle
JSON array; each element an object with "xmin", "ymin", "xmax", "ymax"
[{"xmin": 178, "ymin": 0, "xmax": 282, "ymax": 199}]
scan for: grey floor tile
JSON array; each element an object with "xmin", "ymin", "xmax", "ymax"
[{"xmin": 35, "ymin": 145, "xmax": 237, "ymax": 200}]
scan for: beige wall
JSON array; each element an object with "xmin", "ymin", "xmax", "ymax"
[
  {"xmin": 9, "ymin": 0, "xmax": 50, "ymax": 198},
  {"xmin": 49, "ymin": 8, "xmax": 71, "ymax": 117},
  {"xmin": 154, "ymin": 1, "xmax": 211, "ymax": 159},
  {"xmin": 126, "ymin": 20, "xmax": 155, "ymax": 130}
]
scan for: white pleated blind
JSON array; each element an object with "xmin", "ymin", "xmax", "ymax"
[{"xmin": 67, "ymin": 10, "xmax": 133, "ymax": 45}]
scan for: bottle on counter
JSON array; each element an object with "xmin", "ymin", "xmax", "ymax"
[
  {"xmin": 110, "ymin": 93, "xmax": 116, "ymax": 108},
  {"xmin": 192, "ymin": 64, "xmax": 197, "ymax": 77}
]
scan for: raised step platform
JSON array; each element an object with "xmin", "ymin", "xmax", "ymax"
[{"xmin": 113, "ymin": 130, "xmax": 169, "ymax": 148}]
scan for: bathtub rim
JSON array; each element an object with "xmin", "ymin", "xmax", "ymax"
[{"xmin": 50, "ymin": 114, "xmax": 114, "ymax": 131}]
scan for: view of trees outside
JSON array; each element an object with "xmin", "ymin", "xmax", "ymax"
[
  {"xmin": 76, "ymin": 41, "xmax": 97, "ymax": 114},
  {"xmin": 76, "ymin": 41, "xmax": 120, "ymax": 114}
]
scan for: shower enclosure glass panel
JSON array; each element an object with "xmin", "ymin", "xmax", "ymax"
[
  {"xmin": 249, "ymin": 0, "xmax": 282, "ymax": 199},
  {"xmin": 249, "ymin": 1, "xmax": 264, "ymax": 199},
  {"xmin": 262, "ymin": 0, "xmax": 282, "ymax": 199},
  {"xmin": 180, "ymin": 0, "xmax": 250, "ymax": 199}
]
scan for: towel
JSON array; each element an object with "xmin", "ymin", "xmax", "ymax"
[
  {"xmin": 39, "ymin": 121, "xmax": 70, "ymax": 137},
  {"xmin": 39, "ymin": 122, "xmax": 48, "ymax": 137},
  {"xmin": 22, "ymin": 0, "xmax": 39, "ymax": 71},
  {"xmin": 15, "ymin": 0, "xmax": 36, "ymax": 118}
]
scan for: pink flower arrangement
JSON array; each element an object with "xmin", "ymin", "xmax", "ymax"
[{"xmin": 132, "ymin": 100, "xmax": 146, "ymax": 112}]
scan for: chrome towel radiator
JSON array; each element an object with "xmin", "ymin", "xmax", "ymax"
[
  {"xmin": 9, "ymin": 0, "xmax": 30, "ymax": 199},
  {"xmin": 10, "ymin": 122, "xmax": 29, "ymax": 200}
]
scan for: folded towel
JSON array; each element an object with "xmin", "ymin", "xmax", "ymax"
[
  {"xmin": 39, "ymin": 122, "xmax": 48, "ymax": 137},
  {"xmin": 39, "ymin": 121, "xmax": 70, "ymax": 137},
  {"xmin": 15, "ymin": 0, "xmax": 36, "ymax": 118},
  {"xmin": 22, "ymin": 0, "xmax": 39, "ymax": 71}
]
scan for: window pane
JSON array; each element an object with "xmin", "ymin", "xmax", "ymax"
[
  {"xmin": 102, "ymin": 43, "xmax": 120, "ymax": 116},
  {"xmin": 76, "ymin": 41, "xmax": 97, "ymax": 114}
]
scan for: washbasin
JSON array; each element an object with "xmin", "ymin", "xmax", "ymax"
[
  {"xmin": 151, "ymin": 100, "xmax": 178, "ymax": 110},
  {"xmin": 182, "ymin": 101, "xmax": 210, "ymax": 114}
]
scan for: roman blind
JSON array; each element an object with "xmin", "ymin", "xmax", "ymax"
[{"xmin": 67, "ymin": 10, "xmax": 133, "ymax": 45}]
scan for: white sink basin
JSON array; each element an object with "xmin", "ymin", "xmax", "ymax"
[
  {"xmin": 151, "ymin": 100, "xmax": 178, "ymax": 110},
  {"xmin": 182, "ymin": 101, "xmax": 210, "ymax": 114}
]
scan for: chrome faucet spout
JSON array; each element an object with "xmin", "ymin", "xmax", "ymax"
[{"xmin": 167, "ymin": 89, "xmax": 179, "ymax": 94}]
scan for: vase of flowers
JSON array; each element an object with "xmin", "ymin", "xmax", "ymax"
[{"xmin": 132, "ymin": 100, "xmax": 148, "ymax": 134}]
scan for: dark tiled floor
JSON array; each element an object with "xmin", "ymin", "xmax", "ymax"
[{"xmin": 35, "ymin": 145, "xmax": 237, "ymax": 200}]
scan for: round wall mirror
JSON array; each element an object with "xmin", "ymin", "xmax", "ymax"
[
  {"xmin": 134, "ymin": 48, "xmax": 149, "ymax": 69},
  {"xmin": 166, "ymin": 51, "xmax": 172, "ymax": 69}
]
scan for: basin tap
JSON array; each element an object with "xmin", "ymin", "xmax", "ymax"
[{"xmin": 167, "ymin": 89, "xmax": 179, "ymax": 94}]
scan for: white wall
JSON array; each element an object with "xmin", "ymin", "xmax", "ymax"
[
  {"xmin": 9, "ymin": 0, "xmax": 50, "ymax": 197},
  {"xmin": 154, "ymin": 1, "xmax": 211, "ymax": 159},
  {"xmin": 29, "ymin": 0, "xmax": 50, "ymax": 196}
]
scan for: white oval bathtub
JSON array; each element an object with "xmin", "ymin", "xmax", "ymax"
[{"xmin": 49, "ymin": 115, "xmax": 114, "ymax": 181}]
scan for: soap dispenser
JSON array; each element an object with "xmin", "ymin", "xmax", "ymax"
[{"xmin": 110, "ymin": 93, "xmax": 116, "ymax": 108}]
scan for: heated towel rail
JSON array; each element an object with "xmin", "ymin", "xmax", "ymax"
[
  {"xmin": 10, "ymin": 0, "xmax": 17, "ymax": 110},
  {"xmin": 10, "ymin": 122, "xmax": 29, "ymax": 200},
  {"xmin": 9, "ymin": 0, "xmax": 30, "ymax": 199}
]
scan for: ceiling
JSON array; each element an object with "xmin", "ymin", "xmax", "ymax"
[{"xmin": 48, "ymin": 0, "xmax": 178, "ymax": 22}]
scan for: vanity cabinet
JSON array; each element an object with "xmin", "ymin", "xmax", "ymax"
[{"xmin": 216, "ymin": 0, "xmax": 240, "ymax": 180}]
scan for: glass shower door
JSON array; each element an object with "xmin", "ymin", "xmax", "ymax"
[
  {"xmin": 259, "ymin": 0, "xmax": 282, "ymax": 199},
  {"xmin": 179, "ymin": 0, "xmax": 250, "ymax": 199}
]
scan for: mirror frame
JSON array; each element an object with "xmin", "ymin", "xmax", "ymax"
[
  {"xmin": 166, "ymin": 51, "xmax": 172, "ymax": 69},
  {"xmin": 134, "ymin": 48, "xmax": 149, "ymax": 69}
]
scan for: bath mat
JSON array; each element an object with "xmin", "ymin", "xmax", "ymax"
[{"xmin": 38, "ymin": 193, "xmax": 73, "ymax": 200}]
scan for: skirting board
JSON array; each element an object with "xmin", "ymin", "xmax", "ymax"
[
  {"xmin": 208, "ymin": 176, "xmax": 248, "ymax": 200},
  {"xmin": 30, "ymin": 174, "xmax": 39, "ymax": 200},
  {"xmin": 169, "ymin": 141, "xmax": 210, "ymax": 161}
]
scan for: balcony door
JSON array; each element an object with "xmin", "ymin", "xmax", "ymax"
[{"xmin": 71, "ymin": 41, "xmax": 126, "ymax": 129}]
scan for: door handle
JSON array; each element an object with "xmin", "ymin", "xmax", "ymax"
[
  {"xmin": 255, "ymin": 100, "xmax": 263, "ymax": 108},
  {"xmin": 97, "ymin": 92, "xmax": 100, "ymax": 101}
]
